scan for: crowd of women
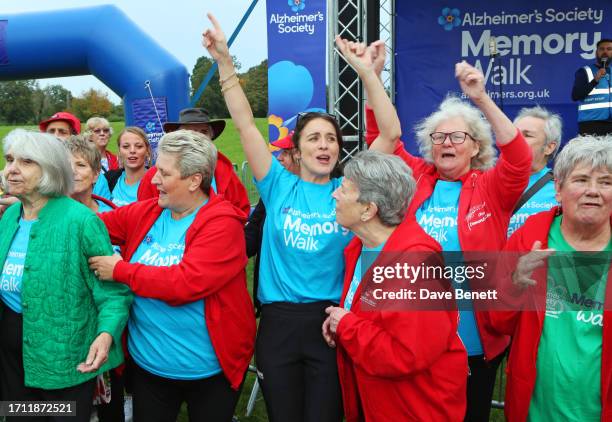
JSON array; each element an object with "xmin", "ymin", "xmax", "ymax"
[{"xmin": 0, "ymin": 12, "xmax": 610, "ymax": 422}]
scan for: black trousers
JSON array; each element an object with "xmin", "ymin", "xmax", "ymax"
[
  {"xmin": 0, "ymin": 306, "xmax": 96, "ymax": 422},
  {"xmin": 464, "ymin": 352, "xmax": 505, "ymax": 422},
  {"xmin": 256, "ymin": 301, "xmax": 343, "ymax": 422},
  {"xmin": 96, "ymin": 369, "xmax": 125, "ymax": 422},
  {"xmin": 131, "ymin": 363, "xmax": 241, "ymax": 422}
]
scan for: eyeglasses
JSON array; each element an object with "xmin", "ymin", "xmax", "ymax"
[
  {"xmin": 429, "ymin": 131, "xmax": 472, "ymax": 145},
  {"xmin": 93, "ymin": 128, "xmax": 111, "ymax": 134},
  {"xmin": 296, "ymin": 111, "xmax": 338, "ymax": 127}
]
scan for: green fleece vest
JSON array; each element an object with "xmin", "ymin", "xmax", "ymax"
[{"xmin": 0, "ymin": 196, "xmax": 133, "ymax": 389}]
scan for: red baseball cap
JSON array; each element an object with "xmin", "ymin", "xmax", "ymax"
[
  {"xmin": 271, "ymin": 131, "xmax": 295, "ymax": 150},
  {"xmin": 39, "ymin": 112, "xmax": 81, "ymax": 134}
]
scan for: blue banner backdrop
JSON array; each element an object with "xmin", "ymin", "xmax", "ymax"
[
  {"xmin": 266, "ymin": 0, "xmax": 327, "ymax": 142},
  {"xmin": 396, "ymin": 1, "xmax": 610, "ymax": 154},
  {"xmin": 132, "ymin": 97, "xmax": 168, "ymax": 162}
]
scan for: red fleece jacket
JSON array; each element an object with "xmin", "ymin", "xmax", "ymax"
[
  {"xmin": 99, "ymin": 193, "xmax": 256, "ymax": 390},
  {"xmin": 104, "ymin": 151, "xmax": 119, "ymax": 171},
  {"xmin": 490, "ymin": 208, "xmax": 612, "ymax": 422},
  {"xmin": 366, "ymin": 105, "xmax": 532, "ymax": 360},
  {"xmin": 337, "ymin": 217, "xmax": 468, "ymax": 422},
  {"xmin": 137, "ymin": 151, "xmax": 251, "ymax": 217}
]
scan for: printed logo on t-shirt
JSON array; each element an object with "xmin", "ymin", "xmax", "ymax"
[
  {"xmin": 0, "ymin": 251, "xmax": 24, "ymax": 293},
  {"xmin": 136, "ymin": 237, "xmax": 186, "ymax": 266},
  {"xmin": 418, "ymin": 205, "xmax": 458, "ymax": 243},
  {"xmin": 282, "ymin": 207, "xmax": 350, "ymax": 252}
]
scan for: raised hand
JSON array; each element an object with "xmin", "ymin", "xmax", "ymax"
[
  {"xmin": 371, "ymin": 40, "xmax": 386, "ymax": 79},
  {"xmin": 512, "ymin": 241, "xmax": 555, "ymax": 289},
  {"xmin": 335, "ymin": 36, "xmax": 376, "ymax": 77},
  {"xmin": 455, "ymin": 60, "xmax": 487, "ymax": 102},
  {"xmin": 202, "ymin": 13, "xmax": 230, "ymax": 62}
]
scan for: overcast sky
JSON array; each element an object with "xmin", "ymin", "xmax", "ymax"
[{"xmin": 1, "ymin": 0, "xmax": 268, "ymax": 103}]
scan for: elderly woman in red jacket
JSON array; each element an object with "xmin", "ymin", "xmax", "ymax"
[
  {"xmin": 366, "ymin": 55, "xmax": 532, "ymax": 419},
  {"xmin": 323, "ymin": 150, "xmax": 468, "ymax": 421},
  {"xmin": 88, "ymin": 129, "xmax": 255, "ymax": 422},
  {"xmin": 492, "ymin": 135, "xmax": 612, "ymax": 422}
]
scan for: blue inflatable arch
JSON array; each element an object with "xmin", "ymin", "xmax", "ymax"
[{"xmin": 0, "ymin": 5, "xmax": 190, "ymax": 146}]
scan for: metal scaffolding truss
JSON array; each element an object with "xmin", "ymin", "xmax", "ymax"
[{"xmin": 328, "ymin": 0, "xmax": 395, "ymax": 161}]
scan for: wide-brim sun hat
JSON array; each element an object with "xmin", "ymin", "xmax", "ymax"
[{"xmin": 163, "ymin": 108, "xmax": 226, "ymax": 140}]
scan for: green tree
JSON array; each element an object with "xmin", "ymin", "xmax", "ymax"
[
  {"xmin": 0, "ymin": 80, "xmax": 36, "ymax": 124},
  {"xmin": 33, "ymin": 84, "xmax": 73, "ymax": 122},
  {"xmin": 71, "ymin": 88, "xmax": 113, "ymax": 120},
  {"xmin": 242, "ymin": 59, "xmax": 268, "ymax": 117},
  {"xmin": 190, "ymin": 56, "xmax": 241, "ymax": 118}
]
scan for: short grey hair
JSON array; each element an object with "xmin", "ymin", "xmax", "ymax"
[
  {"xmin": 343, "ymin": 150, "xmax": 415, "ymax": 226},
  {"xmin": 415, "ymin": 96, "xmax": 496, "ymax": 170},
  {"xmin": 65, "ymin": 134, "xmax": 102, "ymax": 174},
  {"xmin": 86, "ymin": 116, "xmax": 113, "ymax": 135},
  {"xmin": 514, "ymin": 106, "xmax": 563, "ymax": 158},
  {"xmin": 2, "ymin": 129, "xmax": 73, "ymax": 196},
  {"xmin": 554, "ymin": 135, "xmax": 612, "ymax": 187},
  {"xmin": 157, "ymin": 129, "xmax": 218, "ymax": 193}
]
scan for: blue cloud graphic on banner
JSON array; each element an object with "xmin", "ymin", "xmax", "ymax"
[
  {"xmin": 438, "ymin": 7, "xmax": 461, "ymax": 31},
  {"xmin": 269, "ymin": 60, "xmax": 314, "ymax": 122},
  {"xmin": 289, "ymin": 0, "xmax": 306, "ymax": 13}
]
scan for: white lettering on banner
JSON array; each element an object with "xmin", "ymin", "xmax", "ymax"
[
  {"xmin": 576, "ymin": 310, "xmax": 604, "ymax": 327},
  {"xmin": 462, "ymin": 8, "xmax": 604, "ymax": 27},
  {"xmin": 475, "ymin": 58, "xmax": 532, "ymax": 85},
  {"xmin": 462, "ymin": 30, "xmax": 601, "ymax": 60},
  {"xmin": 269, "ymin": 12, "xmax": 324, "ymax": 36}
]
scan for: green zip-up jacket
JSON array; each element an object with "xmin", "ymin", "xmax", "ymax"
[{"xmin": 0, "ymin": 196, "xmax": 133, "ymax": 389}]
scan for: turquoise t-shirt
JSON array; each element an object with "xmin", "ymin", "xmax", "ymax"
[
  {"xmin": 93, "ymin": 175, "xmax": 112, "ymax": 200},
  {"xmin": 0, "ymin": 218, "xmax": 36, "ymax": 313},
  {"xmin": 255, "ymin": 159, "xmax": 353, "ymax": 304},
  {"xmin": 128, "ymin": 201, "xmax": 222, "ymax": 380},
  {"xmin": 111, "ymin": 173, "xmax": 140, "ymax": 207},
  {"xmin": 507, "ymin": 167, "xmax": 557, "ymax": 237},
  {"xmin": 416, "ymin": 180, "xmax": 483, "ymax": 356},
  {"xmin": 528, "ymin": 216, "xmax": 609, "ymax": 421},
  {"xmin": 343, "ymin": 243, "xmax": 385, "ymax": 311}
]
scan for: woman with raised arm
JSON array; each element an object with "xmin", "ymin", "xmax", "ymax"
[
  {"xmin": 202, "ymin": 13, "xmax": 401, "ymax": 422},
  {"xmin": 365, "ymin": 58, "xmax": 532, "ymax": 421}
]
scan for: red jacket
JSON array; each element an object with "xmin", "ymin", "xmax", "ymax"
[
  {"xmin": 337, "ymin": 217, "xmax": 468, "ymax": 422},
  {"xmin": 137, "ymin": 151, "xmax": 251, "ymax": 217},
  {"xmin": 99, "ymin": 193, "xmax": 256, "ymax": 390},
  {"xmin": 365, "ymin": 106, "xmax": 532, "ymax": 360},
  {"xmin": 490, "ymin": 208, "xmax": 612, "ymax": 422},
  {"xmin": 105, "ymin": 151, "xmax": 119, "ymax": 171}
]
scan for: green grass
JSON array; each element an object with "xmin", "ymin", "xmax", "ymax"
[{"xmin": 0, "ymin": 118, "xmax": 269, "ymax": 172}]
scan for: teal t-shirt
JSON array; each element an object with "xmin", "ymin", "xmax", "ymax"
[
  {"xmin": 507, "ymin": 168, "xmax": 557, "ymax": 237},
  {"xmin": 255, "ymin": 159, "xmax": 353, "ymax": 304},
  {"xmin": 93, "ymin": 174, "xmax": 112, "ymax": 200},
  {"xmin": 0, "ymin": 218, "xmax": 36, "ymax": 313},
  {"xmin": 416, "ymin": 180, "xmax": 483, "ymax": 356},
  {"xmin": 343, "ymin": 243, "xmax": 385, "ymax": 311},
  {"xmin": 528, "ymin": 215, "xmax": 610, "ymax": 421},
  {"xmin": 128, "ymin": 201, "xmax": 222, "ymax": 380},
  {"xmin": 111, "ymin": 173, "xmax": 140, "ymax": 207}
]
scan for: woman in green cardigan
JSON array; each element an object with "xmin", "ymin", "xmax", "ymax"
[{"xmin": 0, "ymin": 129, "xmax": 132, "ymax": 421}]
